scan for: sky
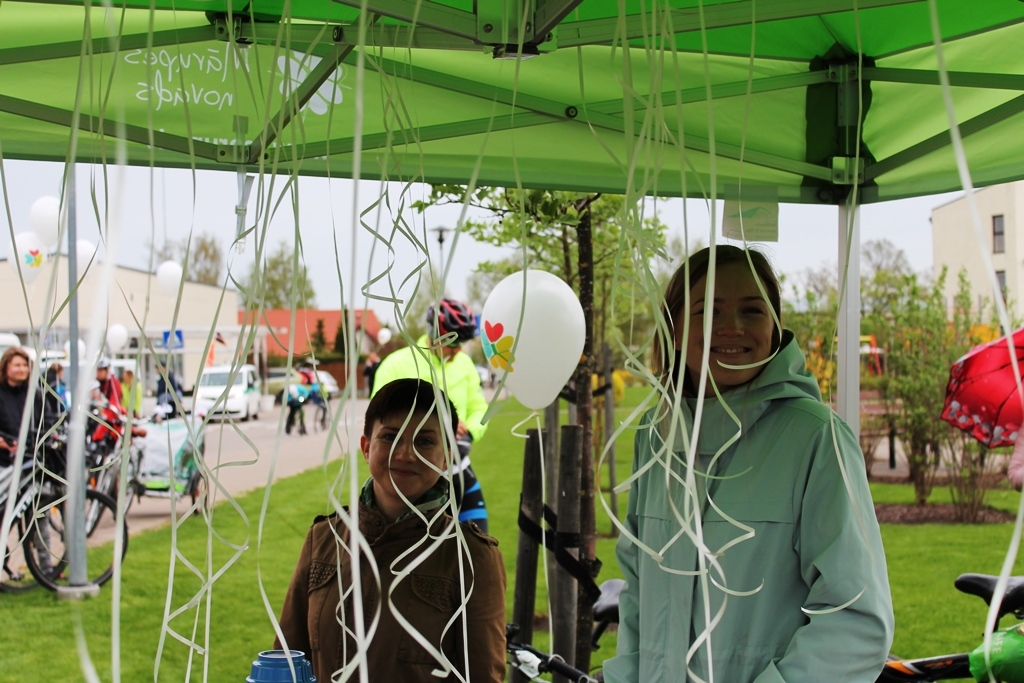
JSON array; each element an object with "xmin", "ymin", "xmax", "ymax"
[{"xmin": 0, "ymin": 159, "xmax": 960, "ymax": 328}]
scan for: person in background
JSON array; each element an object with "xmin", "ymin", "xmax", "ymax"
[
  {"xmin": 0, "ymin": 348, "xmax": 58, "ymax": 580},
  {"xmin": 44, "ymin": 362, "xmax": 68, "ymax": 414},
  {"xmin": 0, "ymin": 347, "xmax": 51, "ymax": 468},
  {"xmin": 275, "ymin": 378, "xmax": 506, "ymax": 683},
  {"xmin": 122, "ymin": 369, "xmax": 143, "ymax": 419},
  {"xmin": 285, "ymin": 377, "xmax": 310, "ymax": 436},
  {"xmin": 156, "ymin": 361, "xmax": 183, "ymax": 417},
  {"xmin": 604, "ymin": 245, "xmax": 893, "ymax": 683},
  {"xmin": 298, "ymin": 361, "xmax": 326, "ymax": 410},
  {"xmin": 363, "ymin": 352, "xmax": 381, "ymax": 395},
  {"xmin": 95, "ymin": 358, "xmax": 124, "ymax": 413},
  {"xmin": 371, "ymin": 298, "xmax": 491, "ymax": 532}
]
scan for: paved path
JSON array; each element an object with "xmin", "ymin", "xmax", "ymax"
[
  {"xmin": 94, "ymin": 394, "xmax": 933, "ymax": 546},
  {"xmin": 90, "ymin": 398, "xmax": 369, "ymax": 545}
]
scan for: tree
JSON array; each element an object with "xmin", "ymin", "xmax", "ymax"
[
  {"xmin": 310, "ymin": 318, "xmax": 327, "ymax": 355},
  {"xmin": 867, "ymin": 267, "xmax": 985, "ymax": 505},
  {"xmin": 333, "ymin": 318, "xmax": 348, "ymax": 356},
  {"xmin": 418, "ymin": 187, "xmax": 668, "ymax": 365},
  {"xmin": 465, "ymin": 254, "xmax": 521, "ymax": 313},
  {"xmin": 416, "ymin": 186, "xmax": 667, "ymax": 671},
  {"xmin": 154, "ymin": 232, "xmax": 224, "ymax": 286},
  {"xmin": 862, "ymin": 239, "xmax": 913, "ymax": 322},
  {"xmin": 941, "ymin": 271, "xmax": 997, "ymax": 521},
  {"xmin": 239, "ymin": 241, "xmax": 316, "ymax": 310},
  {"xmin": 782, "ymin": 264, "xmax": 839, "ymax": 398}
]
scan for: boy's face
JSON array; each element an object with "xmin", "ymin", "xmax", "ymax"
[{"xmin": 361, "ymin": 409, "xmax": 447, "ymax": 518}]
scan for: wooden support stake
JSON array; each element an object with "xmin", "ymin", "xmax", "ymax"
[
  {"xmin": 603, "ymin": 343, "xmax": 618, "ymax": 525},
  {"xmin": 551, "ymin": 425, "xmax": 582, "ymax": 683},
  {"xmin": 544, "ymin": 400, "xmax": 561, "ymax": 599},
  {"xmin": 511, "ymin": 429, "xmax": 544, "ymax": 683}
]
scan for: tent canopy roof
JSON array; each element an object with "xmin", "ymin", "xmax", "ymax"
[{"xmin": 1, "ymin": 0, "xmax": 1022, "ymax": 203}]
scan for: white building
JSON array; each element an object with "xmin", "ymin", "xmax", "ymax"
[
  {"xmin": 931, "ymin": 181, "xmax": 1024, "ymax": 315},
  {"xmin": 0, "ymin": 255, "xmax": 246, "ymax": 392}
]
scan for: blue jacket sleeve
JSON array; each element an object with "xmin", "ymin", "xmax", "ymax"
[{"xmin": 754, "ymin": 417, "xmax": 894, "ymax": 682}]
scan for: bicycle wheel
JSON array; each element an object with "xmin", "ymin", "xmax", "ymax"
[
  {"xmin": 24, "ymin": 487, "xmax": 128, "ymax": 591},
  {"xmin": 316, "ymin": 402, "xmax": 330, "ymax": 432},
  {"xmin": 2, "ymin": 511, "xmax": 40, "ymax": 593},
  {"xmin": 86, "ymin": 463, "xmax": 117, "ymax": 536},
  {"xmin": 189, "ymin": 471, "xmax": 209, "ymax": 512}
]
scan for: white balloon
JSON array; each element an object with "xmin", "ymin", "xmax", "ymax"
[
  {"xmin": 29, "ymin": 196, "xmax": 61, "ymax": 246},
  {"xmin": 480, "ymin": 269, "xmax": 585, "ymax": 410},
  {"xmin": 106, "ymin": 324, "xmax": 129, "ymax": 353},
  {"xmin": 377, "ymin": 327, "xmax": 392, "ymax": 345},
  {"xmin": 76, "ymin": 239, "xmax": 97, "ymax": 276},
  {"xmin": 63, "ymin": 338, "xmax": 87, "ymax": 361},
  {"xmin": 156, "ymin": 260, "xmax": 183, "ymax": 296},
  {"xmin": 9, "ymin": 232, "xmax": 46, "ymax": 284}
]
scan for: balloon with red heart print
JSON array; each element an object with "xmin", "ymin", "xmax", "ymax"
[
  {"xmin": 9, "ymin": 232, "xmax": 46, "ymax": 284},
  {"xmin": 480, "ymin": 269, "xmax": 585, "ymax": 410}
]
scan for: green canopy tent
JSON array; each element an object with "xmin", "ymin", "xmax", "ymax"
[
  {"xmin": 1, "ymin": 1, "xmax": 1022, "ymax": 198},
  {"xmin": 1, "ymin": 0, "xmax": 1023, "ymax": 434},
  {"xmin": 1, "ymin": 0, "xmax": 1023, "ymax": 666}
]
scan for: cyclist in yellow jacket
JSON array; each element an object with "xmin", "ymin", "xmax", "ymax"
[{"xmin": 371, "ymin": 298, "xmax": 490, "ymax": 532}]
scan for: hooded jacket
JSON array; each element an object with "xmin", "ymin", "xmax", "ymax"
[
  {"xmin": 0, "ymin": 379, "xmax": 54, "ymax": 468},
  {"xmin": 275, "ymin": 499, "xmax": 506, "ymax": 683},
  {"xmin": 604, "ymin": 332, "xmax": 893, "ymax": 683},
  {"xmin": 371, "ymin": 337, "xmax": 488, "ymax": 441}
]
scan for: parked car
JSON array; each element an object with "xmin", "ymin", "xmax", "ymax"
[
  {"xmin": 192, "ymin": 364, "xmax": 261, "ymax": 421},
  {"xmin": 0, "ymin": 332, "xmax": 21, "ymax": 356},
  {"xmin": 476, "ymin": 365, "xmax": 494, "ymax": 388},
  {"xmin": 266, "ymin": 367, "xmax": 302, "ymax": 405},
  {"xmin": 266, "ymin": 367, "xmax": 289, "ymax": 403},
  {"xmin": 317, "ymin": 371, "xmax": 341, "ymax": 399},
  {"xmin": 267, "ymin": 367, "xmax": 342, "ymax": 403}
]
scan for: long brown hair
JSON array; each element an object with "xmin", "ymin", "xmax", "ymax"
[
  {"xmin": 0, "ymin": 347, "xmax": 31, "ymax": 386},
  {"xmin": 653, "ymin": 245, "xmax": 782, "ymax": 384}
]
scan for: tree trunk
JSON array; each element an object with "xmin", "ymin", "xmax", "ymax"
[{"xmin": 573, "ymin": 195, "xmax": 599, "ymax": 672}]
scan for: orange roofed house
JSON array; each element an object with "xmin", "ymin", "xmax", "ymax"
[{"xmin": 238, "ymin": 308, "xmax": 382, "ymax": 359}]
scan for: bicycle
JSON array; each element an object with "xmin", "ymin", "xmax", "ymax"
[
  {"xmin": 877, "ymin": 572, "xmax": 1024, "ymax": 682},
  {"xmin": 310, "ymin": 393, "xmax": 330, "ymax": 433},
  {"xmin": 505, "ymin": 580, "xmax": 621, "ymax": 682},
  {"xmin": 578, "ymin": 574, "xmax": 1024, "ymax": 682},
  {"xmin": 506, "ymin": 623, "xmax": 598, "ymax": 683},
  {"xmin": 2, "ymin": 436, "xmax": 128, "ymax": 592},
  {"xmin": 83, "ymin": 396, "xmax": 136, "ymax": 534}
]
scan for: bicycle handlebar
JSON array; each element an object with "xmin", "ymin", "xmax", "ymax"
[
  {"xmin": 506, "ymin": 635, "xmax": 596, "ymax": 683},
  {"xmin": 542, "ymin": 654, "xmax": 595, "ymax": 682}
]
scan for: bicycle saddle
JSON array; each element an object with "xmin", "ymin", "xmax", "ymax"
[
  {"xmin": 593, "ymin": 579, "xmax": 625, "ymax": 623},
  {"xmin": 954, "ymin": 573, "xmax": 1024, "ymax": 620}
]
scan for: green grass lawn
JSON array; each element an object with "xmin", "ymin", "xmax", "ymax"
[{"xmin": 4, "ymin": 385, "xmax": 1024, "ymax": 681}]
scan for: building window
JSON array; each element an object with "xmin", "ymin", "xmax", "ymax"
[
  {"xmin": 993, "ymin": 215, "xmax": 1005, "ymax": 253},
  {"xmin": 997, "ymin": 270, "xmax": 1007, "ymax": 300}
]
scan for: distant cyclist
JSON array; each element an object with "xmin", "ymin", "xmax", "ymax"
[
  {"xmin": 298, "ymin": 362, "xmax": 325, "ymax": 408},
  {"xmin": 371, "ymin": 298, "xmax": 490, "ymax": 532},
  {"xmin": 95, "ymin": 358, "xmax": 124, "ymax": 414}
]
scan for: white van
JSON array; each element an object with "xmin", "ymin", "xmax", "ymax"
[
  {"xmin": 192, "ymin": 364, "xmax": 261, "ymax": 421},
  {"xmin": 0, "ymin": 333, "xmax": 21, "ymax": 356}
]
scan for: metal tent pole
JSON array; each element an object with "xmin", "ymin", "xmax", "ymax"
[
  {"xmin": 837, "ymin": 202, "xmax": 861, "ymax": 440},
  {"xmin": 57, "ymin": 162, "xmax": 99, "ymax": 599}
]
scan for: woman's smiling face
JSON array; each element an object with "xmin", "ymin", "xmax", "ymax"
[
  {"xmin": 360, "ymin": 410, "xmax": 447, "ymax": 521},
  {"xmin": 680, "ymin": 260, "xmax": 776, "ymax": 393}
]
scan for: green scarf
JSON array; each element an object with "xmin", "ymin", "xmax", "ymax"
[{"xmin": 360, "ymin": 476, "xmax": 450, "ymax": 522}]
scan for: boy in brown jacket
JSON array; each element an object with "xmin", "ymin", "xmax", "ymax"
[{"xmin": 275, "ymin": 378, "xmax": 507, "ymax": 682}]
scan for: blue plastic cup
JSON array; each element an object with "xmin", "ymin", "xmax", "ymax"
[{"xmin": 246, "ymin": 650, "xmax": 316, "ymax": 683}]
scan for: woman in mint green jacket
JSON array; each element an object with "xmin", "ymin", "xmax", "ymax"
[{"xmin": 604, "ymin": 246, "xmax": 893, "ymax": 683}]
